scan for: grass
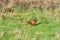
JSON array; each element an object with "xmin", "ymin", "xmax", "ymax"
[{"xmin": 0, "ymin": 8, "xmax": 60, "ymax": 40}]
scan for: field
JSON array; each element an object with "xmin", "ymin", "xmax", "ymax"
[{"xmin": 0, "ymin": 7, "xmax": 60, "ymax": 40}]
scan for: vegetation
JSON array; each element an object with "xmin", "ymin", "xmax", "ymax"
[{"xmin": 0, "ymin": 0, "xmax": 60, "ymax": 40}]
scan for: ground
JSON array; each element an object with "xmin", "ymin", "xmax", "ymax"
[{"xmin": 0, "ymin": 8, "xmax": 60, "ymax": 40}]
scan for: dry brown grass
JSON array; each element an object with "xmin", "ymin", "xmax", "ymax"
[
  {"xmin": 0, "ymin": 0, "xmax": 60, "ymax": 12},
  {"xmin": 0, "ymin": 31, "xmax": 5, "ymax": 38}
]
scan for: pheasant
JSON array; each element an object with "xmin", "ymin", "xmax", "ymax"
[{"xmin": 28, "ymin": 17, "xmax": 37, "ymax": 25}]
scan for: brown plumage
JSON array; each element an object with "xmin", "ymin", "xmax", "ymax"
[{"xmin": 28, "ymin": 20, "xmax": 37, "ymax": 25}]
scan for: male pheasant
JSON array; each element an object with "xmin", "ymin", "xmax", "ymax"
[{"xmin": 28, "ymin": 18, "xmax": 37, "ymax": 25}]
